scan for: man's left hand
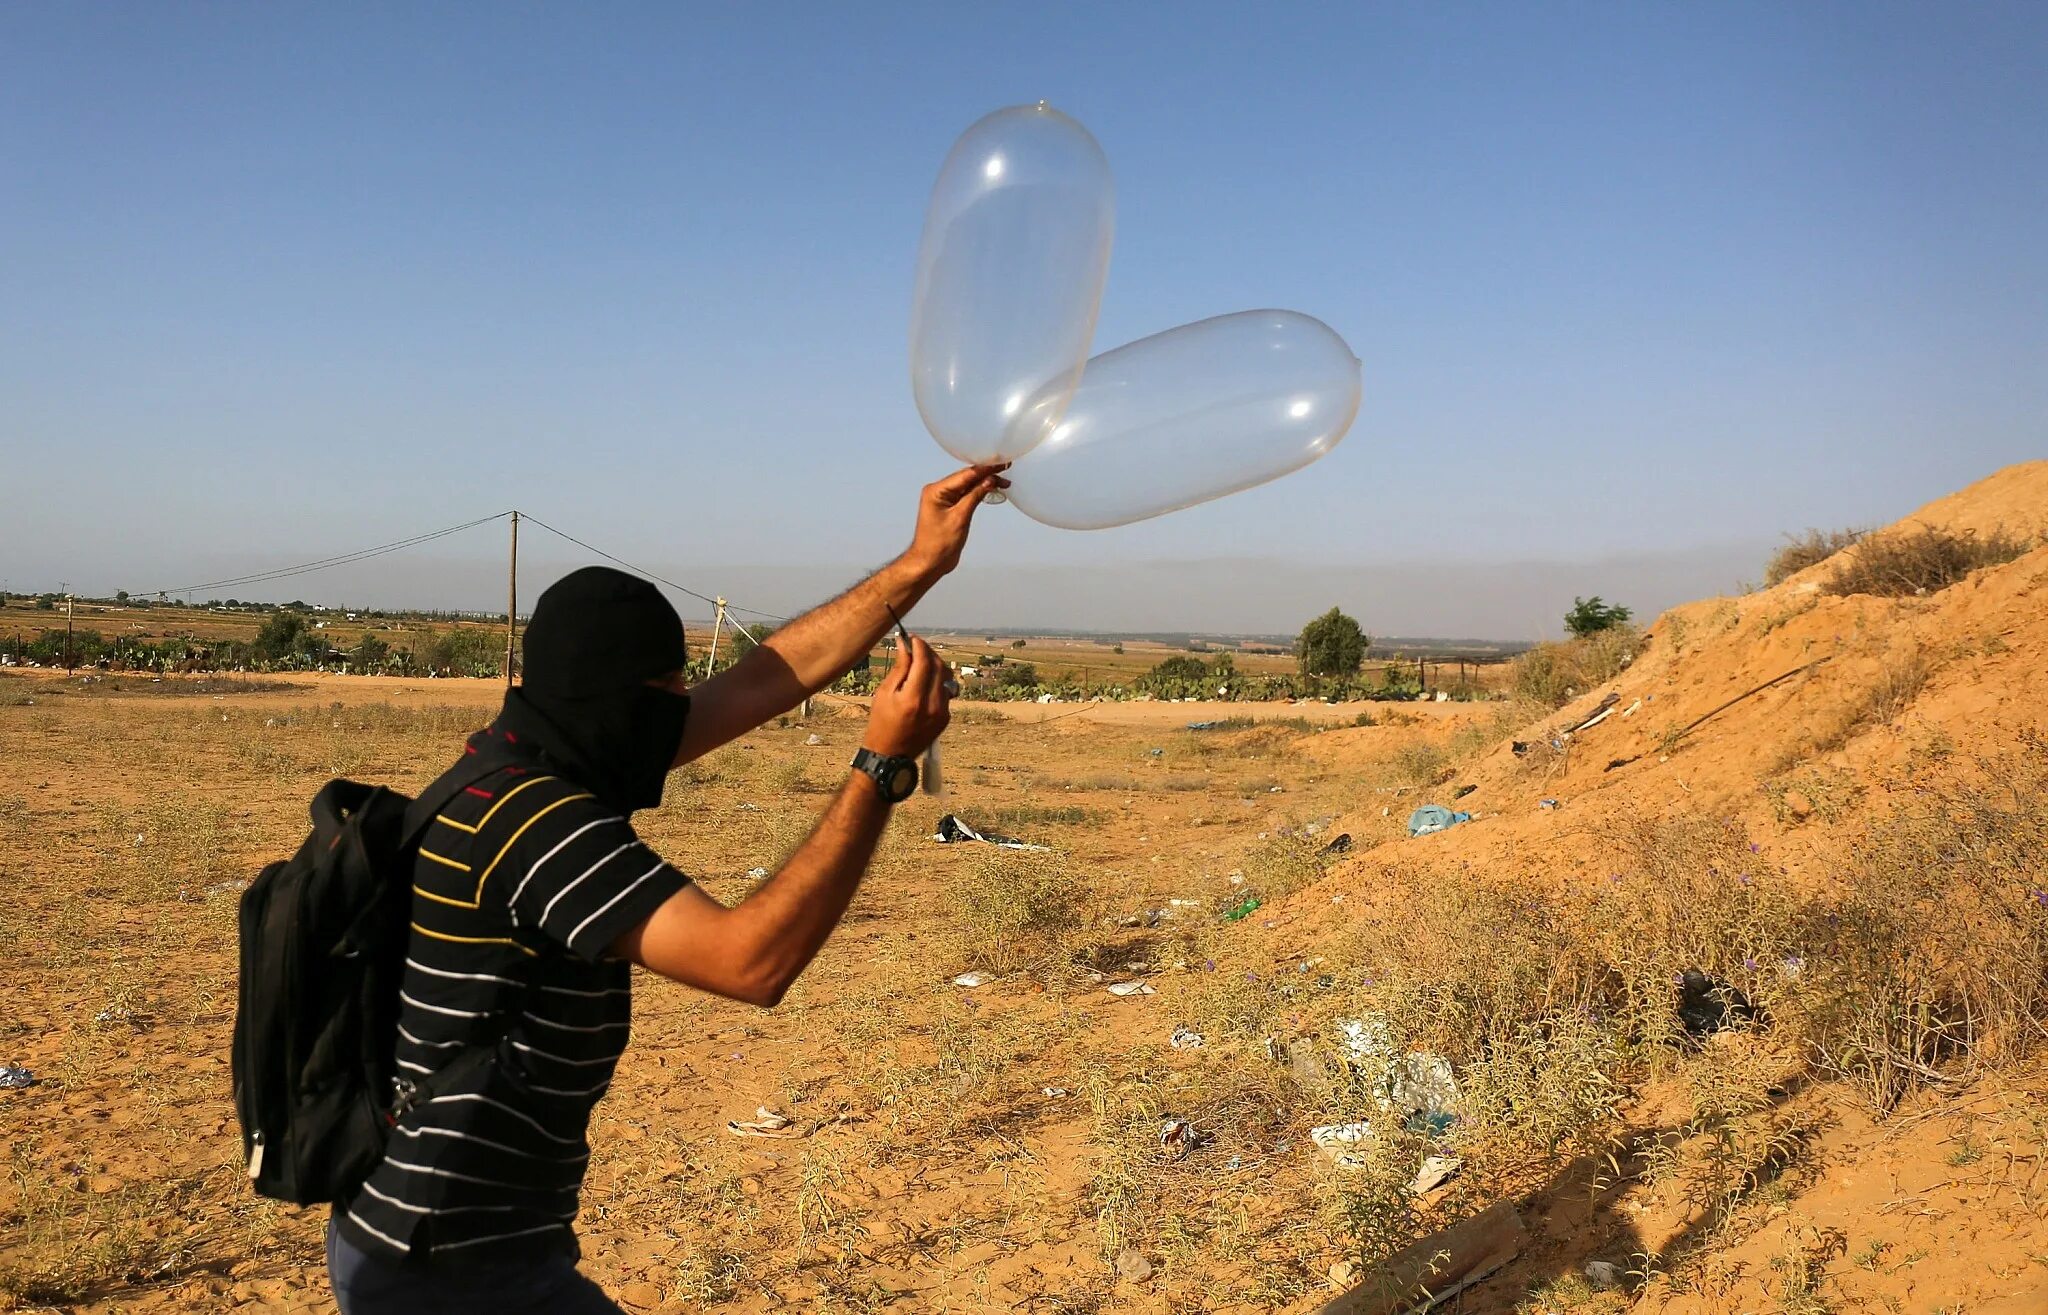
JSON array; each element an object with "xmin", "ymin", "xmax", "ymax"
[{"xmin": 904, "ymin": 465, "xmax": 1009, "ymax": 580}]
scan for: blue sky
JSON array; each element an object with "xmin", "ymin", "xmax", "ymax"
[{"xmin": 3, "ymin": 3, "xmax": 2042, "ymax": 636}]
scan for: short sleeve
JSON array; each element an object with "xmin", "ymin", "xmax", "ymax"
[{"xmin": 503, "ymin": 795, "xmax": 690, "ymax": 961}]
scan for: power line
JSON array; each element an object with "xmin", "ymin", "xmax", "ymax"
[
  {"xmin": 137, "ymin": 511, "xmax": 514, "ymax": 598},
  {"xmin": 517, "ymin": 513, "xmax": 792, "ymax": 624}
]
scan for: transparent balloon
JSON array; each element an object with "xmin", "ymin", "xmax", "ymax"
[
  {"xmin": 1002, "ymin": 310, "xmax": 1361, "ymax": 530},
  {"xmin": 909, "ymin": 104, "xmax": 1115, "ymax": 465}
]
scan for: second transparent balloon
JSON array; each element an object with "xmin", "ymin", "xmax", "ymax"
[{"xmin": 1000, "ymin": 310, "xmax": 1362, "ymax": 531}]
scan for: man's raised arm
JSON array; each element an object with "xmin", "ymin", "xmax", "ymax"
[{"xmin": 669, "ymin": 464, "xmax": 1005, "ymax": 765}]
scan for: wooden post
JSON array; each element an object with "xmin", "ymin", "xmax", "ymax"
[
  {"xmin": 63, "ymin": 585, "xmax": 74, "ymax": 672},
  {"xmin": 704, "ymin": 597, "xmax": 727, "ymax": 679},
  {"xmin": 504, "ymin": 511, "xmax": 519, "ymax": 689}
]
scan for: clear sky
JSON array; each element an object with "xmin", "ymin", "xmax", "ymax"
[{"xmin": 3, "ymin": 3, "xmax": 2042, "ymax": 638}]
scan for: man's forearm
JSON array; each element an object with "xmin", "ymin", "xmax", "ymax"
[
  {"xmin": 727, "ymin": 773, "xmax": 891, "ymax": 1003},
  {"xmin": 754, "ymin": 555, "xmax": 938, "ymax": 693}
]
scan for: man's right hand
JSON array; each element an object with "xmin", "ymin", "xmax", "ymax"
[{"xmin": 862, "ymin": 635, "xmax": 951, "ymax": 758}]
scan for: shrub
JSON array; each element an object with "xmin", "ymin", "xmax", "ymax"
[
  {"xmin": 938, "ymin": 850, "xmax": 1090, "ymax": 974},
  {"xmin": 1510, "ymin": 626, "xmax": 1643, "ymax": 707},
  {"xmin": 1825, "ymin": 524, "xmax": 2030, "ymax": 598},
  {"xmin": 1564, "ymin": 595, "xmax": 1632, "ymax": 637},
  {"xmin": 1765, "ymin": 527, "xmax": 1866, "ymax": 586}
]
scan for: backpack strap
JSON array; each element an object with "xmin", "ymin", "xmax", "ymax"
[{"xmin": 386, "ymin": 746, "xmax": 542, "ymax": 1124}]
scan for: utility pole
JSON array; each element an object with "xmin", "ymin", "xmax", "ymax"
[
  {"xmin": 704, "ymin": 597, "xmax": 727, "ymax": 679},
  {"xmin": 62, "ymin": 583, "xmax": 75, "ymax": 672},
  {"xmin": 505, "ymin": 511, "xmax": 520, "ymax": 689}
]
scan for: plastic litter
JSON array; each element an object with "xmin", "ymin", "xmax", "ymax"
[
  {"xmin": 1309, "ymin": 1121, "xmax": 1375, "ymax": 1168},
  {"xmin": 1106, "ymin": 980, "xmax": 1156, "ymax": 997},
  {"xmin": 1158, "ymin": 1118, "xmax": 1210, "ymax": 1158},
  {"xmin": 1678, "ymin": 968, "xmax": 1756, "ymax": 1037},
  {"xmin": 1584, "ymin": 1259, "xmax": 1624, "ymax": 1289},
  {"xmin": 1186, "ymin": 720, "xmax": 1222, "ymax": 730},
  {"xmin": 932, "ymin": 813, "xmax": 1051, "ymax": 852},
  {"xmin": 1222, "ymin": 894, "xmax": 1262, "ymax": 921},
  {"xmin": 1042, "ymin": 1086, "xmax": 1070, "ymax": 1098},
  {"xmin": 1411, "ymin": 1154, "xmax": 1462, "ymax": 1194},
  {"xmin": 724, "ymin": 1107, "xmax": 807, "ymax": 1139},
  {"xmin": 804, "ymin": 733, "xmax": 823, "ymax": 746},
  {"xmin": 0, "ymin": 1066, "xmax": 35, "ymax": 1090},
  {"xmin": 746, "ymin": 867, "xmax": 769, "ymax": 879},
  {"xmin": 1169, "ymin": 1026, "xmax": 1205, "ymax": 1050},
  {"xmin": 1406, "ymin": 804, "xmax": 1471, "ymax": 837},
  {"xmin": 952, "ymin": 971, "xmax": 993, "ymax": 988}
]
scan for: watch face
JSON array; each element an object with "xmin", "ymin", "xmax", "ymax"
[{"xmin": 888, "ymin": 764, "xmax": 917, "ymax": 799}]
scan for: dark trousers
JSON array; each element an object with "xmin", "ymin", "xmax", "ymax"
[{"xmin": 325, "ymin": 1217, "xmax": 623, "ymax": 1314}]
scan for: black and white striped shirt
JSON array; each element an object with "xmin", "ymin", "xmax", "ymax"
[{"xmin": 336, "ymin": 728, "xmax": 688, "ymax": 1262}]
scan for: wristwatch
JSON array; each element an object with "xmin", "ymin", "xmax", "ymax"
[{"xmin": 850, "ymin": 748, "xmax": 919, "ymax": 804}]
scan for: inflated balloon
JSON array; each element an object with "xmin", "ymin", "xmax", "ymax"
[
  {"xmin": 1001, "ymin": 310, "xmax": 1361, "ymax": 530},
  {"xmin": 909, "ymin": 103, "xmax": 1115, "ymax": 465}
]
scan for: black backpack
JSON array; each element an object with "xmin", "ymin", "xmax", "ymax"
[{"xmin": 231, "ymin": 763, "xmax": 501, "ymax": 1205}]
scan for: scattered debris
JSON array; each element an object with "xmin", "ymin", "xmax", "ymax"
[
  {"xmin": 1410, "ymin": 1154, "xmax": 1462, "ymax": 1194},
  {"xmin": 952, "ymin": 971, "xmax": 992, "ymax": 989},
  {"xmin": 1158, "ymin": 1119, "xmax": 1210, "ymax": 1158},
  {"xmin": 1406, "ymin": 805, "xmax": 1471, "ymax": 837},
  {"xmin": 1318, "ymin": 833, "xmax": 1353, "ymax": 857},
  {"xmin": 1042, "ymin": 1086, "xmax": 1069, "ymax": 1098},
  {"xmin": 1170, "ymin": 1026, "xmax": 1206, "ymax": 1050},
  {"xmin": 1309, "ymin": 1121, "xmax": 1375, "ymax": 1168},
  {"xmin": 932, "ymin": 814, "xmax": 1050, "ymax": 851},
  {"xmin": 1452, "ymin": 784, "xmax": 1477, "ymax": 800},
  {"xmin": 1571, "ymin": 692, "xmax": 1622, "ymax": 734},
  {"xmin": 724, "ymin": 1107, "xmax": 806, "ymax": 1139},
  {"xmin": 1316, "ymin": 1200, "xmax": 1526, "ymax": 1315},
  {"xmin": 1538, "ymin": 798, "xmax": 1560, "ymax": 810},
  {"xmin": 1222, "ymin": 894, "xmax": 1263, "ymax": 921},
  {"xmin": 1619, "ymin": 698, "xmax": 1643, "ymax": 719},
  {"xmin": 0, "ymin": 1066, "xmax": 35, "ymax": 1090},
  {"xmin": 1327, "ymin": 1260, "xmax": 1359, "ymax": 1289},
  {"xmin": 1678, "ymin": 968, "xmax": 1756, "ymax": 1037},
  {"xmin": 803, "ymin": 733, "xmax": 823, "ymax": 746},
  {"xmin": 1583, "ymin": 1259, "xmax": 1624, "ymax": 1289},
  {"xmin": 1115, "ymin": 1248, "xmax": 1155, "ymax": 1282},
  {"xmin": 1106, "ymin": 980, "xmax": 1156, "ymax": 997},
  {"xmin": 746, "ymin": 867, "xmax": 769, "ymax": 879},
  {"xmin": 1146, "ymin": 747, "xmax": 1164, "ymax": 758}
]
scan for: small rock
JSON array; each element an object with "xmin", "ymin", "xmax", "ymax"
[
  {"xmin": 804, "ymin": 733, "xmax": 823, "ymax": 746},
  {"xmin": 1115, "ymin": 1248, "xmax": 1154, "ymax": 1283},
  {"xmin": 1328, "ymin": 1259, "xmax": 1358, "ymax": 1288},
  {"xmin": 1784, "ymin": 789, "xmax": 1814, "ymax": 819}
]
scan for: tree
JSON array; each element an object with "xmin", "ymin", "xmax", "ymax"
[
  {"xmin": 253, "ymin": 611, "xmax": 308, "ymax": 660},
  {"xmin": 996, "ymin": 662, "xmax": 1038, "ymax": 689},
  {"xmin": 1296, "ymin": 607, "xmax": 1367, "ymax": 678},
  {"xmin": 1011, "ymin": 638, "xmax": 1028, "ymax": 649},
  {"xmin": 1564, "ymin": 596, "xmax": 1633, "ymax": 637},
  {"xmin": 1148, "ymin": 655, "xmax": 1209, "ymax": 683},
  {"xmin": 115, "ymin": 590, "xmax": 129, "ymax": 603},
  {"xmin": 353, "ymin": 632, "xmax": 391, "ymax": 669}
]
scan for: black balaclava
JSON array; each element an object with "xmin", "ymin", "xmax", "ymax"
[{"xmin": 493, "ymin": 566, "xmax": 691, "ymax": 813}]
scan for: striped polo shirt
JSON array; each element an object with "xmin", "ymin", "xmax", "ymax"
[{"xmin": 336, "ymin": 727, "xmax": 688, "ymax": 1262}]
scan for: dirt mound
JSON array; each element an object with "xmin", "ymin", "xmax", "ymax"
[{"xmin": 1283, "ymin": 459, "xmax": 2047, "ymax": 903}]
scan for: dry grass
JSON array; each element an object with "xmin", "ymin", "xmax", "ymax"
[
  {"xmin": 1511, "ymin": 627, "xmax": 1645, "ymax": 708},
  {"xmin": 1766, "ymin": 527, "xmax": 1868, "ymax": 586},
  {"xmin": 1825, "ymin": 524, "xmax": 2032, "ymax": 598}
]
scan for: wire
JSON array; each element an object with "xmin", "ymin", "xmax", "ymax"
[
  {"xmin": 517, "ymin": 513, "xmax": 792, "ymax": 624},
  {"xmin": 137, "ymin": 511, "xmax": 514, "ymax": 598}
]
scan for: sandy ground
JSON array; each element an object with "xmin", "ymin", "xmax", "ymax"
[{"xmin": 3, "ymin": 462, "xmax": 2045, "ymax": 1315}]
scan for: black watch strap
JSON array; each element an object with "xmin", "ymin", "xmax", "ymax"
[{"xmin": 850, "ymin": 748, "xmax": 919, "ymax": 804}]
